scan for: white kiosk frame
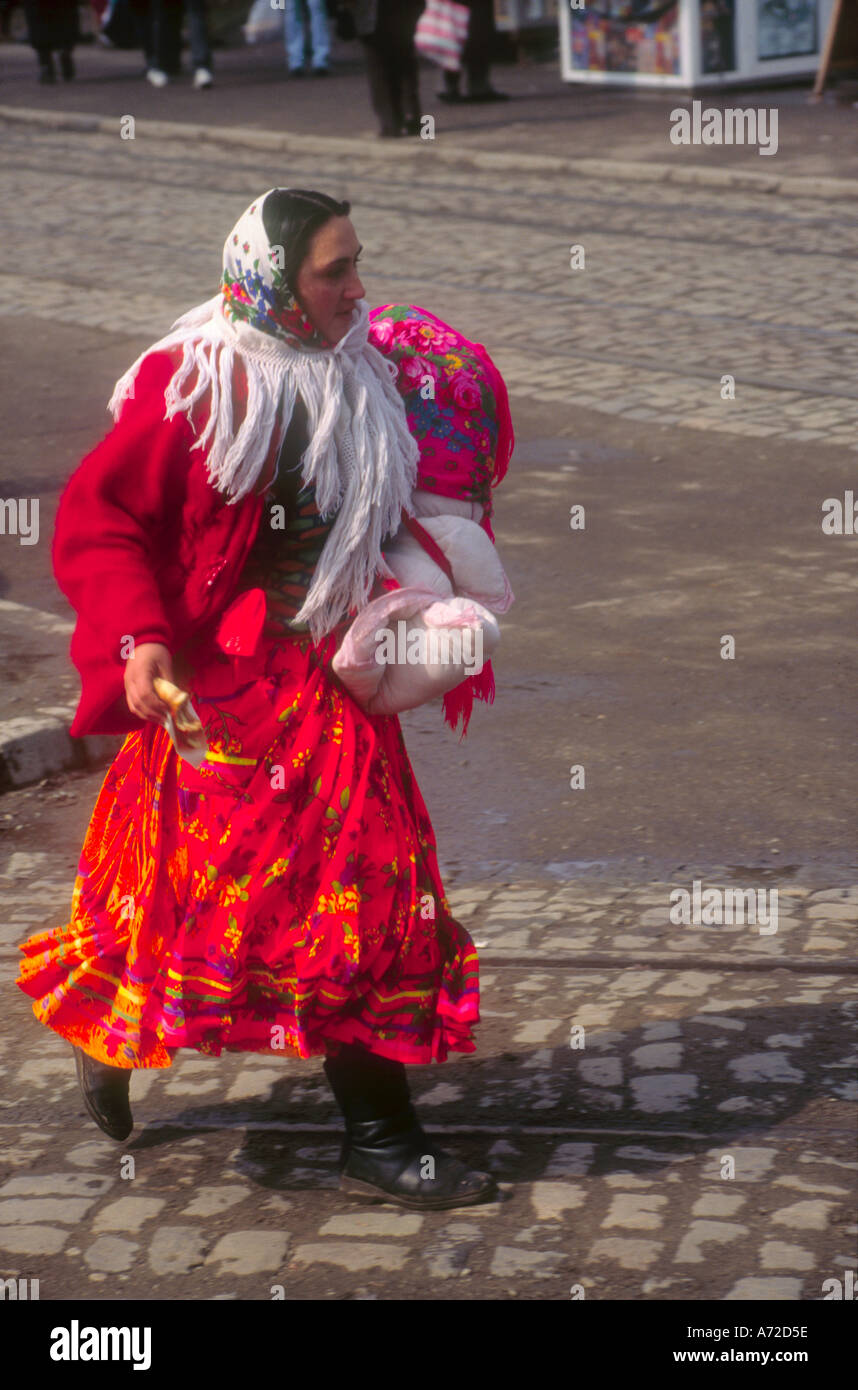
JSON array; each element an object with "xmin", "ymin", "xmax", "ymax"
[{"xmin": 559, "ymin": 0, "xmax": 835, "ymax": 89}]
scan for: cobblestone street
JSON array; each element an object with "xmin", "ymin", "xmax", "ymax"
[
  {"xmin": 0, "ymin": 90, "xmax": 856, "ymax": 1308},
  {"xmin": 2, "ymin": 122, "xmax": 858, "ymax": 448},
  {"xmin": 2, "ymin": 817, "xmax": 857, "ymax": 1301}
]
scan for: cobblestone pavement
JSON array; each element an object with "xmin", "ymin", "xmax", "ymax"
[
  {"xmin": 1, "ymin": 119, "xmax": 856, "ymax": 1302},
  {"xmin": 2, "ymin": 121, "xmax": 858, "ymax": 452},
  {"xmin": 2, "ymin": 806, "xmax": 856, "ymax": 1301}
]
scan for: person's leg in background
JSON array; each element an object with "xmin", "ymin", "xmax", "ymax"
[
  {"xmin": 184, "ymin": 0, "xmax": 212, "ymax": 84},
  {"xmin": 438, "ymin": 64, "xmax": 462, "ymax": 102},
  {"xmin": 462, "ymin": 0, "xmax": 506, "ymax": 101},
  {"xmin": 146, "ymin": 0, "xmax": 164, "ymax": 78},
  {"xmin": 35, "ymin": 43, "xmax": 56, "ymax": 80},
  {"xmin": 307, "ymin": 0, "xmax": 329, "ymax": 73},
  {"xmin": 24, "ymin": 0, "xmax": 78, "ymax": 81},
  {"xmin": 136, "ymin": 0, "xmax": 160, "ymax": 77},
  {"xmin": 361, "ymin": 3, "xmax": 401, "ymax": 138},
  {"xmin": 146, "ymin": 0, "xmax": 182, "ymax": 79},
  {"xmin": 283, "ymin": 0, "xmax": 306, "ymax": 73},
  {"xmin": 393, "ymin": 0, "xmax": 423, "ymax": 132},
  {"xmin": 161, "ymin": 0, "xmax": 182, "ymax": 72},
  {"xmin": 56, "ymin": 0, "xmax": 77, "ymax": 78}
]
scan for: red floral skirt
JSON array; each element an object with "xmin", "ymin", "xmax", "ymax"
[{"xmin": 16, "ymin": 626, "xmax": 480, "ymax": 1068}]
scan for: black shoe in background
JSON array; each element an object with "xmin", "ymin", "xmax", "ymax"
[
  {"xmin": 333, "ymin": 4, "xmax": 356, "ymax": 41},
  {"xmin": 466, "ymin": 87, "xmax": 510, "ymax": 103}
]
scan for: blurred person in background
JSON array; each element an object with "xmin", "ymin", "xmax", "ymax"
[
  {"xmin": 438, "ymin": 0, "xmax": 507, "ymax": 104},
  {"xmin": 99, "ymin": 0, "xmax": 150, "ymax": 51},
  {"xmin": 283, "ymin": 0, "xmax": 330, "ymax": 76},
  {"xmin": 23, "ymin": 0, "xmax": 79, "ymax": 80},
  {"xmin": 146, "ymin": 0, "xmax": 212, "ymax": 87},
  {"xmin": 242, "ymin": 0, "xmax": 331, "ymax": 77},
  {"xmin": 0, "ymin": 1, "xmax": 17, "ymax": 41},
  {"xmin": 346, "ymin": 0, "xmax": 424, "ymax": 138}
]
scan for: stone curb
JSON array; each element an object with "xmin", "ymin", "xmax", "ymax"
[
  {"xmin": 2, "ymin": 103, "xmax": 857, "ymax": 203},
  {"xmin": 0, "ymin": 711, "xmax": 119, "ymax": 794}
]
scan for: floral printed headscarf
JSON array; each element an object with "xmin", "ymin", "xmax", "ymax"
[
  {"xmin": 221, "ymin": 193, "xmax": 330, "ymax": 350},
  {"xmin": 368, "ymin": 305, "xmax": 513, "ymax": 540},
  {"xmin": 108, "ymin": 193, "xmax": 420, "ymax": 640}
]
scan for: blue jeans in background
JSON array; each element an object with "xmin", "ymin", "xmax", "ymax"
[{"xmin": 284, "ymin": 0, "xmax": 329, "ymax": 72}]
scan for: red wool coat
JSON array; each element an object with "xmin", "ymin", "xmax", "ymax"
[{"xmin": 54, "ymin": 351, "xmax": 276, "ymax": 737}]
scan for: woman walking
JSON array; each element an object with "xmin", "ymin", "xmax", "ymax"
[{"xmin": 17, "ymin": 188, "xmax": 512, "ymax": 1212}]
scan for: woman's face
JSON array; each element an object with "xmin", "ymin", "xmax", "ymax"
[{"xmin": 294, "ymin": 215, "xmax": 365, "ymax": 344}]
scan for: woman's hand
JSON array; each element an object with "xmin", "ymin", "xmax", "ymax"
[{"xmin": 124, "ymin": 643, "xmax": 175, "ymax": 723}]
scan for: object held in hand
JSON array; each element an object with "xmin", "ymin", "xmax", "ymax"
[{"xmin": 153, "ymin": 678, "xmax": 207, "ymax": 757}]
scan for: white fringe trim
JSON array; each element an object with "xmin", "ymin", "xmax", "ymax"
[{"xmin": 107, "ymin": 298, "xmax": 419, "ymax": 642}]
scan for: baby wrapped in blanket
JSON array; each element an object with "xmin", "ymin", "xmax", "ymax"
[{"xmin": 333, "ymin": 305, "xmax": 514, "ymax": 732}]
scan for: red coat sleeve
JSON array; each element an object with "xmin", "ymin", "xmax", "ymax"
[{"xmin": 54, "ymin": 351, "xmax": 197, "ymax": 735}]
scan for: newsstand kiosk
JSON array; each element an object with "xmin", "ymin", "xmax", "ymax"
[{"xmin": 559, "ymin": 0, "xmax": 837, "ymax": 90}]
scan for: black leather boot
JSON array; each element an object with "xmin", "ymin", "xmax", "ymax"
[
  {"xmin": 324, "ymin": 1044, "xmax": 497, "ymax": 1211},
  {"xmin": 340, "ymin": 1103, "xmax": 497, "ymax": 1210},
  {"xmin": 74, "ymin": 1046, "xmax": 133, "ymax": 1141}
]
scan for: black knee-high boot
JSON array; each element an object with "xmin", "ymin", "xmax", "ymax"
[
  {"xmin": 73, "ymin": 1046, "xmax": 133, "ymax": 1141},
  {"xmin": 323, "ymin": 1042, "xmax": 411, "ymax": 1124},
  {"xmin": 323, "ymin": 1043, "xmax": 497, "ymax": 1211}
]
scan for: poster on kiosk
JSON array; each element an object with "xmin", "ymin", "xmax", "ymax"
[{"xmin": 559, "ymin": 1, "xmax": 836, "ymax": 89}]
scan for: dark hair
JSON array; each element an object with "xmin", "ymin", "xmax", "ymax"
[{"xmin": 261, "ymin": 188, "xmax": 351, "ymax": 294}]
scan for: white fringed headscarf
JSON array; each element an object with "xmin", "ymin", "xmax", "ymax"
[{"xmin": 108, "ymin": 190, "xmax": 419, "ymax": 642}]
